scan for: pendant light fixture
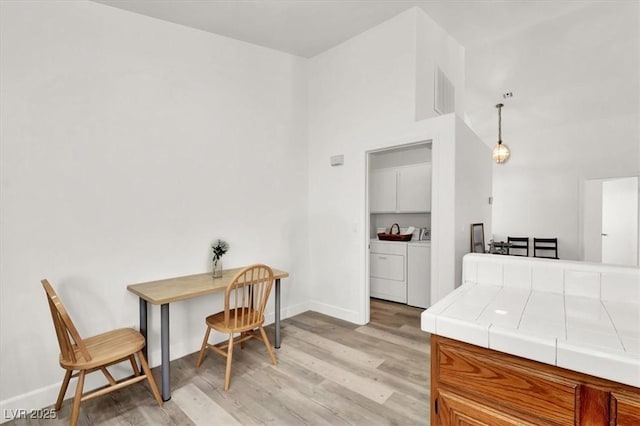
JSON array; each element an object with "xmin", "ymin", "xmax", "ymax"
[{"xmin": 492, "ymin": 103, "xmax": 510, "ymax": 164}]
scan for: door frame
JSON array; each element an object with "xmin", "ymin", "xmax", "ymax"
[
  {"xmin": 579, "ymin": 175, "xmax": 640, "ymax": 266},
  {"xmin": 364, "ymin": 138, "xmax": 436, "ymax": 324}
]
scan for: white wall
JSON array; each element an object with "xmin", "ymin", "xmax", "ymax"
[
  {"xmin": 0, "ymin": 0, "xmax": 308, "ymax": 411},
  {"xmin": 476, "ymin": 2, "xmax": 640, "ymax": 260},
  {"xmin": 454, "ymin": 120, "xmax": 493, "ymax": 286},
  {"xmin": 491, "ymin": 114, "xmax": 639, "ymax": 260},
  {"xmin": 306, "ymin": 8, "xmax": 419, "ymax": 323},
  {"xmin": 307, "ymin": 7, "xmax": 468, "ymax": 324},
  {"xmin": 1, "ymin": 1, "xmax": 481, "ymax": 414},
  {"xmin": 415, "ymin": 10, "xmax": 465, "ymax": 121}
]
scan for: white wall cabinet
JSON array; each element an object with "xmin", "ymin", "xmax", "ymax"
[
  {"xmin": 407, "ymin": 243, "xmax": 431, "ymax": 308},
  {"xmin": 369, "ymin": 168, "xmax": 397, "ymax": 213},
  {"xmin": 397, "ymin": 163, "xmax": 431, "ymax": 212},
  {"xmin": 370, "ymin": 163, "xmax": 431, "ymax": 213}
]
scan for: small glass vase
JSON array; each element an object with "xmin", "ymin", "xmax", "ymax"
[{"xmin": 212, "ymin": 258, "xmax": 223, "ymax": 278}]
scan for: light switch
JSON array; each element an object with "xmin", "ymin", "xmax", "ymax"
[{"xmin": 330, "ymin": 155, "xmax": 344, "ymax": 166}]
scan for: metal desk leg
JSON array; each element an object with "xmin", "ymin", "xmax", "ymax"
[
  {"xmin": 139, "ymin": 298, "xmax": 148, "ymax": 361},
  {"xmin": 275, "ymin": 278, "xmax": 281, "ymax": 349},
  {"xmin": 161, "ymin": 303, "xmax": 171, "ymax": 401}
]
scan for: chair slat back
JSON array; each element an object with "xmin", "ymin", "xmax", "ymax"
[
  {"xmin": 507, "ymin": 236, "xmax": 529, "ymax": 257},
  {"xmin": 224, "ymin": 265, "xmax": 274, "ymax": 330},
  {"xmin": 41, "ymin": 280, "xmax": 91, "ymax": 363},
  {"xmin": 533, "ymin": 237, "xmax": 559, "ymax": 259}
]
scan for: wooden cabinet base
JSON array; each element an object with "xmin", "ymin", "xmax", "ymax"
[{"xmin": 431, "ymin": 335, "xmax": 640, "ymax": 425}]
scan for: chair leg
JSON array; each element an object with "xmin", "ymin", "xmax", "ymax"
[
  {"xmin": 130, "ymin": 354, "xmax": 140, "ymax": 376},
  {"xmin": 259, "ymin": 326, "xmax": 277, "ymax": 365},
  {"xmin": 55, "ymin": 369, "xmax": 73, "ymax": 411},
  {"xmin": 240, "ymin": 332, "xmax": 246, "ymax": 349},
  {"xmin": 196, "ymin": 326, "xmax": 212, "ymax": 368},
  {"xmin": 70, "ymin": 370, "xmax": 85, "ymax": 426},
  {"xmin": 138, "ymin": 350, "xmax": 163, "ymax": 406},
  {"xmin": 224, "ymin": 333, "xmax": 234, "ymax": 391},
  {"xmin": 100, "ymin": 367, "xmax": 117, "ymax": 385}
]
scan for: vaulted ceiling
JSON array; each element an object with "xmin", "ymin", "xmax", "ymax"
[{"xmin": 93, "ymin": 1, "xmax": 638, "ymax": 147}]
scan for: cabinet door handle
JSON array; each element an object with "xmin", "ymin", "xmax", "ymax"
[{"xmin": 378, "ymin": 256, "xmax": 387, "ymax": 260}]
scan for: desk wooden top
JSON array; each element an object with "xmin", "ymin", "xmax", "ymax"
[{"xmin": 127, "ymin": 267, "xmax": 289, "ymax": 305}]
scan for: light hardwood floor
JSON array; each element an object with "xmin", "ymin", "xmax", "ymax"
[{"xmin": 10, "ymin": 299, "xmax": 430, "ymax": 425}]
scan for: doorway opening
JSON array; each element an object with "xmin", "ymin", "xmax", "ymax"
[
  {"xmin": 366, "ymin": 141, "xmax": 433, "ymax": 328},
  {"xmin": 582, "ymin": 175, "xmax": 639, "ymax": 266}
]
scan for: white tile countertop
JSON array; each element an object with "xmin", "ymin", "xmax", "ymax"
[{"xmin": 421, "ymin": 253, "xmax": 640, "ymax": 388}]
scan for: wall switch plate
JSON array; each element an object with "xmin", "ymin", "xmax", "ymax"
[{"xmin": 330, "ymin": 155, "xmax": 344, "ymax": 166}]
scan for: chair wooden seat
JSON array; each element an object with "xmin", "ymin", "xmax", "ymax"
[
  {"xmin": 60, "ymin": 328, "xmax": 145, "ymax": 370},
  {"xmin": 196, "ymin": 264, "xmax": 277, "ymax": 390},
  {"xmin": 205, "ymin": 309, "xmax": 264, "ymax": 334},
  {"xmin": 42, "ymin": 279, "xmax": 162, "ymax": 426}
]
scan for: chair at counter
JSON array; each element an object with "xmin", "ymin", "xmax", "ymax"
[
  {"xmin": 507, "ymin": 236, "xmax": 529, "ymax": 257},
  {"xmin": 533, "ymin": 237, "xmax": 559, "ymax": 259},
  {"xmin": 488, "ymin": 240, "xmax": 511, "ymax": 255}
]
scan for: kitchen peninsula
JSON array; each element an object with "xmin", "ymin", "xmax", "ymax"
[{"xmin": 422, "ymin": 253, "xmax": 640, "ymax": 425}]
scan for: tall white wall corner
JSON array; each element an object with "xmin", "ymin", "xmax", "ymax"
[{"xmin": 414, "ymin": 8, "xmax": 465, "ymax": 122}]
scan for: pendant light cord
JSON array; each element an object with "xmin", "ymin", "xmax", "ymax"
[{"xmin": 497, "ymin": 103, "xmax": 503, "ymax": 145}]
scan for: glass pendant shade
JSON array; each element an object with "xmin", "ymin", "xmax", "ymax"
[
  {"xmin": 493, "ymin": 103, "xmax": 510, "ymax": 164},
  {"xmin": 492, "ymin": 142, "xmax": 510, "ymax": 163}
]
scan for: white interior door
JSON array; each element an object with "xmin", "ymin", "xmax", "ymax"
[
  {"xmin": 601, "ymin": 177, "xmax": 639, "ymax": 266},
  {"xmin": 582, "ymin": 179, "xmax": 603, "ymax": 262}
]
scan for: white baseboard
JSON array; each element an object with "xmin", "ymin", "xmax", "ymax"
[
  {"xmin": 0, "ymin": 301, "xmax": 313, "ymax": 422},
  {"xmin": 0, "ymin": 363, "xmax": 136, "ymax": 424},
  {"xmin": 308, "ymin": 300, "xmax": 364, "ymax": 325},
  {"xmin": 1, "ymin": 383, "xmax": 61, "ymax": 424},
  {"xmin": 265, "ymin": 301, "xmax": 311, "ymax": 326}
]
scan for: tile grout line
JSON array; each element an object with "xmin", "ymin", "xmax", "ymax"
[{"xmin": 601, "ymin": 299, "xmax": 626, "ymax": 352}]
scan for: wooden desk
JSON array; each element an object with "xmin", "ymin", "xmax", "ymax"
[{"xmin": 127, "ymin": 266, "xmax": 289, "ymax": 401}]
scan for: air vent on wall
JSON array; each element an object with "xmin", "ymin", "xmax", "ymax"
[{"xmin": 434, "ymin": 66, "xmax": 455, "ymax": 115}]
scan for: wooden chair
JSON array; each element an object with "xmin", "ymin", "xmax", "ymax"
[
  {"xmin": 533, "ymin": 238, "xmax": 559, "ymax": 259},
  {"xmin": 42, "ymin": 279, "xmax": 162, "ymax": 426},
  {"xmin": 507, "ymin": 236, "xmax": 529, "ymax": 257},
  {"xmin": 196, "ymin": 264, "xmax": 277, "ymax": 390}
]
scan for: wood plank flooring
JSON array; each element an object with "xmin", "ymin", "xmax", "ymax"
[{"xmin": 8, "ymin": 299, "xmax": 430, "ymax": 425}]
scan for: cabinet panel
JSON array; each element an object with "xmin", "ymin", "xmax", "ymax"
[
  {"xmin": 614, "ymin": 392, "xmax": 640, "ymax": 425},
  {"xmin": 370, "ymin": 277, "xmax": 407, "ymax": 303},
  {"xmin": 578, "ymin": 385, "xmax": 610, "ymax": 425},
  {"xmin": 369, "ymin": 168, "xmax": 397, "ymax": 213},
  {"xmin": 438, "ymin": 389, "xmax": 537, "ymax": 426},
  {"xmin": 407, "ymin": 244, "xmax": 430, "ymax": 308},
  {"xmin": 431, "ymin": 336, "xmax": 640, "ymax": 426},
  {"xmin": 397, "ymin": 163, "xmax": 431, "ymax": 212},
  {"xmin": 370, "ymin": 253, "xmax": 404, "ymax": 281},
  {"xmin": 437, "ymin": 343, "xmax": 577, "ymax": 425},
  {"xmin": 369, "ymin": 241, "xmax": 407, "ymax": 303},
  {"xmin": 370, "ymin": 241, "xmax": 407, "ymax": 256},
  {"xmin": 370, "ymin": 164, "xmax": 431, "ymax": 213}
]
